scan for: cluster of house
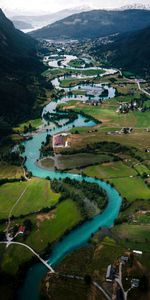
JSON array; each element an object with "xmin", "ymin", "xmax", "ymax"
[
  {"xmin": 86, "ymin": 99, "xmax": 101, "ymax": 106},
  {"xmin": 52, "ymin": 133, "xmax": 70, "ymax": 148},
  {"xmin": 106, "ymin": 251, "xmax": 143, "ymax": 299},
  {"xmin": 107, "ymin": 127, "xmax": 133, "ymax": 136},
  {"xmin": 117, "ymin": 101, "xmax": 139, "ymax": 114}
]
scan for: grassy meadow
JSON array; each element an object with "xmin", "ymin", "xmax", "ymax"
[{"xmin": 0, "ymin": 178, "xmax": 60, "ymax": 218}]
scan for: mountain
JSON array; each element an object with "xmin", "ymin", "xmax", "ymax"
[
  {"xmin": 12, "ymin": 20, "xmax": 33, "ymax": 30},
  {"xmin": 0, "ymin": 8, "xmax": 40, "ymax": 71},
  {"xmin": 30, "ymin": 9, "xmax": 150, "ymax": 40},
  {"xmin": 91, "ymin": 26, "xmax": 150, "ymax": 76},
  {"xmin": 0, "ymin": 9, "xmax": 45, "ymax": 135},
  {"xmin": 11, "ymin": 6, "xmax": 93, "ymax": 32}
]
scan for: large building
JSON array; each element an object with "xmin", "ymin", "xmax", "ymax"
[{"xmin": 53, "ymin": 133, "xmax": 70, "ymax": 148}]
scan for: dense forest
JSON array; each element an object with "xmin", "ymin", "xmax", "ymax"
[
  {"xmin": 91, "ymin": 26, "xmax": 150, "ymax": 76},
  {"xmin": 0, "ymin": 9, "xmax": 47, "ymax": 136}
]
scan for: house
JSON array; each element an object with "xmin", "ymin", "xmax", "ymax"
[
  {"xmin": 53, "ymin": 135, "xmax": 64, "ymax": 147},
  {"xmin": 53, "ymin": 133, "xmax": 70, "ymax": 148},
  {"xmin": 120, "ymin": 256, "xmax": 129, "ymax": 263},
  {"xmin": 106, "ymin": 265, "xmax": 116, "ymax": 282},
  {"xmin": 18, "ymin": 226, "xmax": 26, "ymax": 234},
  {"xmin": 133, "ymin": 250, "xmax": 143, "ymax": 256},
  {"xmin": 120, "ymin": 127, "xmax": 133, "ymax": 134},
  {"xmin": 131, "ymin": 278, "xmax": 140, "ymax": 288}
]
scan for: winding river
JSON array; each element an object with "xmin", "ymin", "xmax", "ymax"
[{"xmin": 19, "ymin": 55, "xmax": 122, "ymax": 300}]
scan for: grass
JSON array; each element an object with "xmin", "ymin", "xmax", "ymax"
[
  {"xmin": 68, "ymin": 59, "xmax": 85, "ymax": 68},
  {"xmin": 60, "ymin": 78, "xmax": 87, "ymax": 88},
  {"xmin": 43, "ymin": 153, "xmax": 116, "ymax": 171},
  {"xmin": 0, "ymin": 178, "xmax": 60, "ymax": 218},
  {"xmin": 82, "ymin": 161, "xmax": 137, "ymax": 179},
  {"xmin": 0, "ymin": 244, "xmax": 32, "ymax": 275},
  {"xmin": 112, "ymin": 224, "xmax": 150, "ymax": 251},
  {"xmin": 134, "ymin": 164, "xmax": 150, "ymax": 175},
  {"xmin": 71, "ymin": 102, "xmax": 150, "ymax": 129},
  {"xmin": 62, "ymin": 125, "xmax": 150, "ymax": 152},
  {"xmin": 41, "ymin": 275, "xmax": 96, "ymax": 300},
  {"xmin": 109, "ymin": 177, "xmax": 150, "ymax": 201},
  {"xmin": 0, "ymin": 199, "xmax": 82, "ymax": 274},
  {"xmin": 0, "ymin": 162, "xmax": 23, "ymax": 179},
  {"xmin": 78, "ymin": 69, "xmax": 105, "ymax": 76},
  {"xmin": 137, "ymin": 214, "xmax": 150, "ymax": 224},
  {"xmin": 14, "ymin": 118, "xmax": 42, "ymax": 133},
  {"xmin": 56, "ymin": 238, "xmax": 124, "ymax": 284},
  {"xmin": 26, "ymin": 199, "xmax": 82, "ymax": 251},
  {"xmin": 80, "ymin": 163, "xmax": 149, "ymax": 201}
]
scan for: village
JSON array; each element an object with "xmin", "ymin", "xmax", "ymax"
[{"xmin": 105, "ymin": 250, "xmax": 145, "ymax": 300}]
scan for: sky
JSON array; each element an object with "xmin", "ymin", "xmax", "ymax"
[{"xmin": 0, "ymin": 0, "xmax": 150, "ymax": 15}]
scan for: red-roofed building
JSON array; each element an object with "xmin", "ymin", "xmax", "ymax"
[
  {"xmin": 18, "ymin": 226, "xmax": 26, "ymax": 234},
  {"xmin": 53, "ymin": 135, "xmax": 64, "ymax": 146}
]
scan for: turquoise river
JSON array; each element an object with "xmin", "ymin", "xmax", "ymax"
[{"xmin": 19, "ymin": 56, "xmax": 122, "ymax": 300}]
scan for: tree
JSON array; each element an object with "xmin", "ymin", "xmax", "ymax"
[
  {"xmin": 0, "ymin": 231, "xmax": 5, "ymax": 241},
  {"xmin": 23, "ymin": 219, "xmax": 32, "ymax": 231},
  {"xmin": 84, "ymin": 274, "xmax": 92, "ymax": 285},
  {"xmin": 139, "ymin": 275, "xmax": 149, "ymax": 292}
]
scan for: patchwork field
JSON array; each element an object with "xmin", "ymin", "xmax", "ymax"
[{"xmin": 79, "ymin": 163, "xmax": 150, "ymax": 201}]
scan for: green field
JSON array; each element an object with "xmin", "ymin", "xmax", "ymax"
[
  {"xmin": 82, "ymin": 161, "xmax": 137, "ymax": 179},
  {"xmin": 14, "ymin": 118, "xmax": 42, "ymax": 133},
  {"xmin": 113, "ymin": 224, "xmax": 150, "ymax": 251},
  {"xmin": 0, "ymin": 178, "xmax": 60, "ymax": 218},
  {"xmin": 68, "ymin": 59, "xmax": 85, "ymax": 68},
  {"xmin": 134, "ymin": 163, "xmax": 150, "ymax": 175},
  {"xmin": 60, "ymin": 78, "xmax": 88, "ymax": 88},
  {"xmin": 71, "ymin": 102, "xmax": 150, "ymax": 129},
  {"xmin": 109, "ymin": 177, "xmax": 150, "ymax": 201},
  {"xmin": 81, "ymin": 163, "xmax": 149, "ymax": 201},
  {"xmin": 26, "ymin": 199, "xmax": 82, "ymax": 251},
  {"xmin": 42, "ymin": 153, "xmax": 115, "ymax": 171},
  {"xmin": 0, "ymin": 199, "xmax": 82, "ymax": 274}
]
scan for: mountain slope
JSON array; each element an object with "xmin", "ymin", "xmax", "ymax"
[
  {"xmin": 11, "ymin": 6, "xmax": 93, "ymax": 32},
  {"xmin": 0, "ymin": 9, "xmax": 40, "ymax": 72},
  {"xmin": 30, "ymin": 9, "xmax": 150, "ymax": 40},
  {"xmin": 12, "ymin": 20, "xmax": 33, "ymax": 30},
  {"xmin": 91, "ymin": 26, "xmax": 150, "ymax": 76},
  {"xmin": 0, "ymin": 9, "xmax": 45, "ymax": 135}
]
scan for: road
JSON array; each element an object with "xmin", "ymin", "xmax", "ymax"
[
  {"xmin": 115, "ymin": 262, "xmax": 133, "ymax": 300},
  {"xmin": 136, "ymin": 80, "xmax": 150, "ymax": 97},
  {"xmin": 0, "ymin": 241, "xmax": 55, "ymax": 273},
  {"xmin": 5, "ymin": 186, "xmax": 29, "ymax": 241}
]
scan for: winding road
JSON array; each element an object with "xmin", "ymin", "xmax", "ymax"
[{"xmin": 0, "ymin": 241, "xmax": 55, "ymax": 273}]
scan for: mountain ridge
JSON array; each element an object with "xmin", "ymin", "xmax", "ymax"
[
  {"xmin": 29, "ymin": 9, "xmax": 150, "ymax": 40},
  {"xmin": 91, "ymin": 25, "xmax": 150, "ymax": 76},
  {"xmin": 0, "ymin": 9, "xmax": 45, "ymax": 134}
]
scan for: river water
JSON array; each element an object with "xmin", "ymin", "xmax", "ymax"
[{"xmin": 19, "ymin": 55, "xmax": 122, "ymax": 300}]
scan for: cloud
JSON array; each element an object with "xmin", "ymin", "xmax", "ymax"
[{"xmin": 0, "ymin": 0, "xmax": 150, "ymax": 15}]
